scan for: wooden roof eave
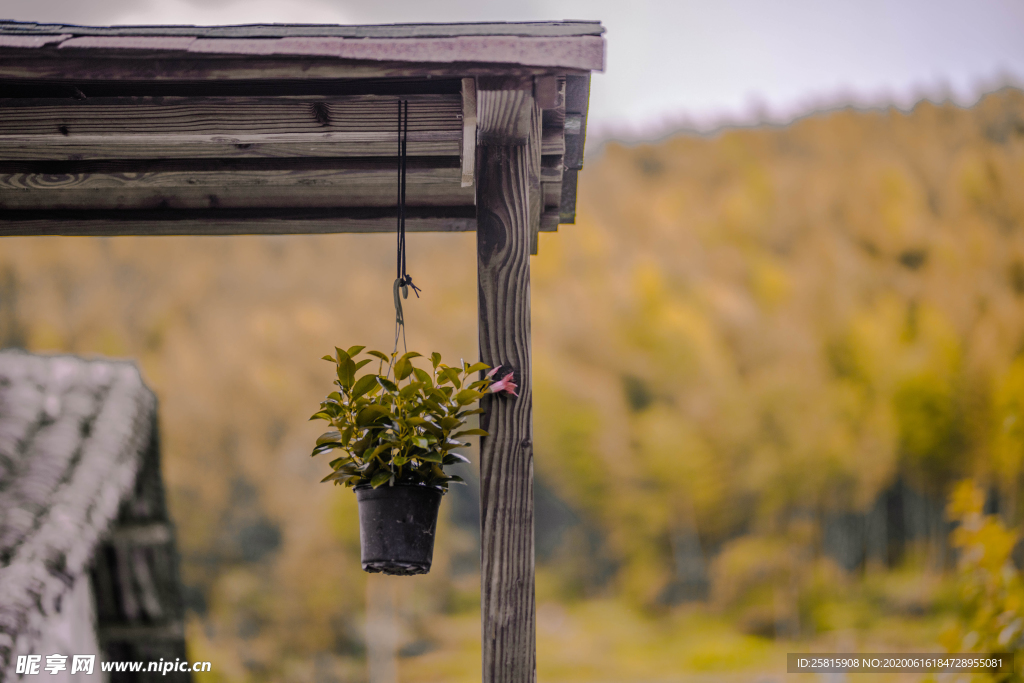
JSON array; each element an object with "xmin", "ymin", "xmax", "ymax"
[{"xmin": 0, "ymin": 21, "xmax": 602, "ymax": 244}]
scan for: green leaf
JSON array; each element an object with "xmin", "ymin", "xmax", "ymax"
[
  {"xmin": 337, "ymin": 357, "xmax": 357, "ymax": 388},
  {"xmin": 455, "ymin": 389, "xmax": 485, "ymax": 406},
  {"xmin": 321, "ymin": 354, "xmax": 336, "ymax": 362},
  {"xmin": 334, "ymin": 347, "xmax": 351, "ymax": 364},
  {"xmin": 317, "ymin": 431, "xmax": 343, "ymax": 446},
  {"xmin": 376, "ymin": 377, "xmax": 399, "ymax": 394},
  {"xmin": 351, "ymin": 374, "xmax": 378, "ymax": 400},
  {"xmin": 457, "ymin": 408, "xmax": 486, "ymax": 418},
  {"xmin": 419, "ymin": 450, "xmax": 443, "ymax": 463},
  {"xmin": 368, "ymin": 349, "xmax": 390, "ymax": 362},
  {"xmin": 440, "ymin": 367, "xmax": 462, "ymax": 389},
  {"xmin": 420, "ymin": 420, "xmax": 443, "ymax": 437},
  {"xmin": 465, "ymin": 362, "xmax": 489, "ymax": 375},
  {"xmin": 394, "ymin": 360, "xmax": 412, "ymax": 381},
  {"xmin": 440, "ymin": 416, "xmax": 462, "ymax": 430},
  {"xmin": 453, "ymin": 428, "xmax": 488, "ymax": 437},
  {"xmin": 357, "ymin": 405, "xmax": 390, "ymax": 427},
  {"xmin": 312, "ymin": 442, "xmax": 346, "ymax": 456},
  {"xmin": 309, "ymin": 411, "xmax": 334, "ymax": 421},
  {"xmin": 346, "ymin": 345, "xmax": 366, "ymax": 358},
  {"xmin": 413, "ymin": 437, "xmax": 430, "ymax": 449},
  {"xmin": 370, "ymin": 471, "xmax": 392, "ymax": 488},
  {"xmin": 430, "ymin": 352, "xmax": 442, "ymax": 368},
  {"xmin": 367, "ymin": 443, "xmax": 391, "ymax": 461},
  {"xmin": 423, "ymin": 399, "xmax": 446, "ymax": 415},
  {"xmin": 354, "ymin": 358, "xmax": 372, "ymax": 372},
  {"xmin": 413, "ymin": 367, "xmax": 434, "ymax": 386},
  {"xmin": 447, "ymin": 475, "xmax": 467, "ymax": 485},
  {"xmin": 443, "ymin": 453, "xmax": 471, "ymax": 465},
  {"xmin": 321, "ymin": 470, "xmax": 354, "ymax": 483},
  {"xmin": 399, "ymin": 382, "xmax": 424, "ymax": 399}
]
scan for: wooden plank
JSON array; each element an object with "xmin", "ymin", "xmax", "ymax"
[
  {"xmin": 541, "ymin": 160, "xmax": 563, "ymax": 182},
  {"xmin": 0, "ymin": 94, "xmax": 462, "ymax": 160},
  {"xmin": 542, "ymin": 181, "xmax": 562, "ymax": 209},
  {"xmin": 0, "ymin": 21, "xmax": 606, "ymax": 39},
  {"xmin": 559, "ymin": 168, "xmax": 577, "ymax": 224},
  {"xmin": 0, "ymin": 56, "xmax": 591, "ymax": 82},
  {"xmin": 477, "ymin": 142, "xmax": 535, "ymax": 683},
  {"xmin": 461, "ymin": 78, "xmax": 477, "ymax": 188},
  {"xmin": 0, "ymin": 163, "xmax": 472, "ymax": 210},
  {"xmin": 528, "ymin": 101, "xmax": 542, "ymax": 255},
  {"xmin": 533, "ymin": 75, "xmax": 559, "ymax": 109},
  {"xmin": 0, "ymin": 132, "xmax": 461, "ymax": 161},
  {"xmin": 477, "ymin": 88, "xmax": 534, "ymax": 146},
  {"xmin": 539, "ymin": 210, "xmax": 559, "ymax": 232},
  {"xmin": 42, "ymin": 35, "xmax": 606, "ymax": 72},
  {"xmin": 540, "ymin": 127, "xmax": 564, "ymax": 156},
  {"xmin": 0, "ymin": 76, "xmax": 465, "ymax": 99},
  {"xmin": 540, "ymin": 76, "xmax": 566, "ymax": 128},
  {"xmin": 563, "ymin": 74, "xmax": 590, "ymax": 170},
  {"xmin": 0, "ymin": 213, "xmax": 475, "ymax": 236}
]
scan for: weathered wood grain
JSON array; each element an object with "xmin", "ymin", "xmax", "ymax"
[
  {"xmin": 477, "ymin": 141, "xmax": 535, "ymax": 683},
  {"xmin": 559, "ymin": 168, "xmax": 578, "ymax": 224},
  {"xmin": 0, "ymin": 163, "xmax": 471, "ymax": 210},
  {"xmin": 0, "ymin": 56, "xmax": 587, "ymax": 82},
  {"xmin": 0, "ymin": 132, "xmax": 462, "ymax": 161},
  {"xmin": 0, "ymin": 212, "xmax": 475, "ymax": 236},
  {"xmin": 0, "ymin": 94, "xmax": 462, "ymax": 160},
  {"xmin": 528, "ymin": 101, "xmax": 542, "ymax": 255},
  {"xmin": 0, "ymin": 94, "xmax": 460, "ymax": 134},
  {"xmin": 477, "ymin": 89, "xmax": 534, "ymax": 146},
  {"xmin": 539, "ymin": 210, "xmax": 559, "ymax": 232},
  {"xmin": 542, "ymin": 181, "xmax": 562, "ymax": 209},
  {"xmin": 0, "ymin": 20, "xmax": 605, "ymax": 39},
  {"xmin": 540, "ymin": 127, "xmax": 565, "ymax": 156},
  {"xmin": 461, "ymin": 78, "xmax": 477, "ymax": 188}
]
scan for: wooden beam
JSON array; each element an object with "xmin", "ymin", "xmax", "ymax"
[
  {"xmin": 528, "ymin": 101, "xmax": 542, "ymax": 255},
  {"xmin": 477, "ymin": 84, "xmax": 534, "ymax": 146},
  {"xmin": 0, "ymin": 212, "xmax": 475, "ymax": 236},
  {"xmin": 0, "ymin": 161, "xmax": 472, "ymax": 210},
  {"xmin": 539, "ymin": 210, "xmax": 559, "ymax": 232},
  {"xmin": 540, "ymin": 128, "xmax": 565, "ymax": 156},
  {"xmin": 477, "ymin": 126, "xmax": 535, "ymax": 683},
  {"xmin": 0, "ymin": 55, "xmax": 589, "ymax": 82},
  {"xmin": 0, "ymin": 94, "xmax": 462, "ymax": 160},
  {"xmin": 559, "ymin": 168, "xmax": 578, "ymax": 224},
  {"xmin": 542, "ymin": 181, "xmax": 562, "ymax": 209},
  {"xmin": 0, "ymin": 33, "xmax": 605, "ymax": 71},
  {"xmin": 461, "ymin": 78, "xmax": 477, "ymax": 188}
]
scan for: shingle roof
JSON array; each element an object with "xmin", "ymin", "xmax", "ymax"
[
  {"xmin": 0, "ymin": 351, "xmax": 156, "ymax": 674},
  {"xmin": 0, "ymin": 20, "xmax": 605, "ymax": 39},
  {"xmin": 0, "ymin": 20, "xmax": 605, "ymax": 71}
]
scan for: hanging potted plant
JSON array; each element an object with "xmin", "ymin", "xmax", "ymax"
[{"xmin": 310, "ymin": 345, "xmax": 517, "ymax": 575}]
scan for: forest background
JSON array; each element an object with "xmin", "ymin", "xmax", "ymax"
[{"xmin": 0, "ymin": 87, "xmax": 1023, "ymax": 682}]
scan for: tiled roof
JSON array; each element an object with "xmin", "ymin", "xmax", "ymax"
[{"xmin": 0, "ymin": 351, "xmax": 155, "ymax": 674}]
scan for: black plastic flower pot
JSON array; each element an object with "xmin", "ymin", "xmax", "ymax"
[{"xmin": 354, "ymin": 483, "xmax": 443, "ymax": 576}]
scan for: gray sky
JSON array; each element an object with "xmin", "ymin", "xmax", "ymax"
[{"xmin": 3, "ymin": 0, "xmax": 1023, "ymax": 137}]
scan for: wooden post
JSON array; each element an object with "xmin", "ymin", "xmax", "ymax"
[{"xmin": 476, "ymin": 82, "xmax": 535, "ymax": 683}]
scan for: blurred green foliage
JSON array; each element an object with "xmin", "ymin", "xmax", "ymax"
[{"xmin": 0, "ymin": 89, "xmax": 1022, "ymax": 681}]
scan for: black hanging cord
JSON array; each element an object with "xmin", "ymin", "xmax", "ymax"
[{"xmin": 393, "ymin": 100, "xmax": 421, "ymax": 359}]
